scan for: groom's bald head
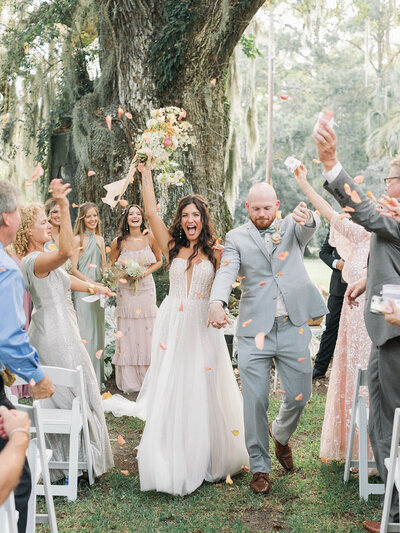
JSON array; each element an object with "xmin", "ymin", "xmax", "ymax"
[{"xmin": 246, "ymin": 182, "xmax": 280, "ymax": 230}]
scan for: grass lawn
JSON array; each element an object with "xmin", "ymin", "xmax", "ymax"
[{"xmin": 37, "ymin": 258, "xmax": 383, "ymax": 532}]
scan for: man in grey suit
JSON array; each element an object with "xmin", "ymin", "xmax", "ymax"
[
  {"xmin": 312, "ymin": 125, "xmax": 400, "ymax": 533},
  {"xmin": 208, "ymin": 183, "xmax": 327, "ymax": 494}
]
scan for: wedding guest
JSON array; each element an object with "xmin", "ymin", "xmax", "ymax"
[
  {"xmin": 293, "ymin": 164, "xmax": 371, "ymax": 462},
  {"xmin": 71, "ymin": 202, "xmax": 107, "ymax": 389},
  {"xmin": 108, "ymin": 204, "xmax": 162, "ymax": 392},
  {"xmin": 44, "ymin": 197, "xmax": 60, "ymax": 251},
  {"xmin": 312, "ymin": 232, "xmax": 347, "ymax": 379},
  {"xmin": 313, "ymin": 125, "xmax": 400, "ymax": 533},
  {"xmin": 0, "ymin": 406, "xmax": 30, "ymax": 506},
  {"xmin": 0, "ymin": 179, "xmax": 54, "ymax": 533},
  {"xmin": 17, "ymin": 180, "xmax": 114, "ymax": 481}
]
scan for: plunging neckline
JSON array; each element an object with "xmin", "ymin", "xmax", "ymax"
[{"xmin": 174, "ymin": 257, "xmax": 210, "ymax": 298}]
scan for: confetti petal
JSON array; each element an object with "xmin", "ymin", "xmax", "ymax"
[
  {"xmin": 312, "ymin": 158, "xmax": 321, "ymax": 164},
  {"xmin": 0, "ymin": 267, "xmax": 6, "ymax": 272},
  {"xmin": 120, "ymin": 470, "xmax": 130, "ymax": 476},
  {"xmin": 195, "ymin": 291, "xmax": 204, "ymax": 298},
  {"xmin": 119, "ymin": 199, "xmax": 128, "ymax": 207},
  {"xmin": 117, "ymin": 434, "xmax": 126, "ymax": 445},
  {"xmin": 216, "ymin": 237, "xmax": 222, "ymax": 245},
  {"xmin": 106, "ymin": 246, "xmax": 111, "ymax": 253},
  {"xmin": 117, "ymin": 107, "xmax": 124, "ymax": 118},
  {"xmin": 295, "ymin": 393, "xmax": 303, "ymax": 401},
  {"xmin": 351, "ymin": 190, "xmax": 361, "ymax": 203},
  {"xmin": 276, "ymin": 210, "xmax": 282, "ymax": 220},
  {"xmin": 195, "ymin": 258, "xmax": 203, "ymax": 265},
  {"xmin": 223, "ymin": 261, "xmax": 230, "ymax": 266},
  {"xmin": 80, "ymin": 339, "xmax": 88, "ymax": 344},
  {"xmin": 342, "ymin": 206, "xmax": 355, "ymax": 212},
  {"xmin": 159, "ymin": 342, "xmax": 167, "ymax": 350},
  {"xmin": 87, "ymin": 170, "xmax": 96, "ymax": 177},
  {"xmin": 210, "ymin": 78, "xmax": 217, "ymax": 86},
  {"xmin": 205, "ymin": 366, "xmax": 212, "ymax": 371},
  {"xmin": 125, "ymin": 112, "xmax": 132, "ymax": 119},
  {"xmin": 231, "ymin": 430, "xmax": 239, "ymax": 437},
  {"xmin": 156, "ymin": 203, "xmax": 161, "ymax": 211},
  {"xmin": 102, "ymin": 391, "xmax": 112, "ymax": 400},
  {"xmin": 367, "ymin": 191, "xmax": 376, "ymax": 202},
  {"xmin": 276, "ymin": 251, "xmax": 289, "ymax": 261},
  {"xmin": 96, "ymin": 349, "xmax": 103, "ymax": 359},
  {"xmin": 344, "ymin": 183, "xmax": 352, "ymax": 196},
  {"xmin": 299, "ymin": 328, "xmax": 304, "ymax": 334},
  {"xmin": 231, "ymin": 281, "xmax": 240, "ymax": 289},
  {"xmin": 277, "ymin": 389, "xmax": 286, "ymax": 394},
  {"xmin": 72, "ymin": 203, "xmax": 79, "ymax": 208},
  {"xmin": 354, "ymin": 175, "xmax": 364, "ymax": 184},
  {"xmin": 225, "ymin": 474, "xmax": 233, "ymax": 485},
  {"xmin": 88, "ymin": 264, "xmax": 97, "ymax": 269},
  {"xmin": 282, "ymin": 317, "xmax": 288, "ymax": 322},
  {"xmin": 179, "ymin": 301, "xmax": 184, "ymax": 312},
  {"xmin": 237, "ymin": 276, "xmax": 246, "ymax": 281},
  {"xmin": 241, "ymin": 465, "xmax": 250, "ymax": 472},
  {"xmin": 31, "ymin": 162, "xmax": 44, "ymax": 182},
  {"xmin": 259, "ymin": 281, "xmax": 267, "ymax": 286},
  {"xmin": 297, "ymin": 357, "xmax": 306, "ymax": 362},
  {"xmin": 105, "ymin": 115, "xmax": 112, "ymax": 130},
  {"xmin": 255, "ymin": 332, "xmax": 265, "ymax": 350},
  {"xmin": 142, "ymin": 229, "xmax": 149, "ymax": 235},
  {"xmin": 113, "ymin": 330, "xmax": 124, "ymax": 339},
  {"xmin": 280, "ymin": 94, "xmax": 289, "ymax": 100},
  {"xmin": 321, "ymin": 457, "xmax": 328, "ymax": 465},
  {"xmin": 120, "ymin": 278, "xmax": 127, "ymax": 284},
  {"xmin": 242, "ymin": 319, "xmax": 252, "ymax": 327},
  {"xmin": 276, "ymin": 272, "xmax": 283, "ymax": 276},
  {"xmin": 135, "ymin": 308, "xmax": 141, "ymax": 315}
]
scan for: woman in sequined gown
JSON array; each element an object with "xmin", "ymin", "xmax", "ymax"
[
  {"xmin": 17, "ymin": 180, "xmax": 113, "ymax": 480},
  {"xmin": 294, "ymin": 165, "xmax": 372, "ymax": 461},
  {"xmin": 109, "ymin": 205, "xmax": 162, "ymax": 392},
  {"xmin": 103, "ymin": 156, "xmax": 249, "ymax": 496}
]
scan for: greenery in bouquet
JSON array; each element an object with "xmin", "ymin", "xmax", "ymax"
[{"xmin": 136, "ymin": 106, "xmax": 195, "ymax": 186}]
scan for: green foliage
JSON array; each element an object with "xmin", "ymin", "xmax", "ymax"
[
  {"xmin": 149, "ymin": 0, "xmax": 198, "ymax": 92},
  {"xmin": 240, "ymin": 34, "xmax": 263, "ymax": 59}
]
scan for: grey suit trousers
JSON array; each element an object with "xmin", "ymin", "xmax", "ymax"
[
  {"xmin": 238, "ymin": 317, "xmax": 312, "ymax": 473},
  {"xmin": 368, "ymin": 337, "xmax": 400, "ymax": 522}
]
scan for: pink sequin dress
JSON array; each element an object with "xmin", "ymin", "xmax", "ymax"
[
  {"xmin": 113, "ymin": 246, "xmax": 158, "ymax": 392},
  {"xmin": 319, "ymin": 213, "xmax": 372, "ymax": 461}
]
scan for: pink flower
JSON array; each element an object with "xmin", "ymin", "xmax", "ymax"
[{"xmin": 162, "ymin": 136, "xmax": 173, "ymax": 147}]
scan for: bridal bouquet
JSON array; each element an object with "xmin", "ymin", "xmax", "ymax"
[
  {"xmin": 102, "ymin": 259, "xmax": 146, "ymax": 293},
  {"xmin": 136, "ymin": 106, "xmax": 195, "ymax": 186}
]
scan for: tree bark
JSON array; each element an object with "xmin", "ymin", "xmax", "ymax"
[{"xmin": 72, "ymin": 0, "xmax": 264, "ymax": 242}]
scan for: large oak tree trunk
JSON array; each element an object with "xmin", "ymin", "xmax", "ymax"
[{"xmin": 72, "ymin": 0, "xmax": 264, "ymax": 242}]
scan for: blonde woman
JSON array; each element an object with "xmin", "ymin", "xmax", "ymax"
[
  {"xmin": 70, "ymin": 202, "xmax": 106, "ymax": 389},
  {"xmin": 18, "ymin": 180, "xmax": 113, "ymax": 480}
]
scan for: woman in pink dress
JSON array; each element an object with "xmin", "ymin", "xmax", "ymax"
[
  {"xmin": 109, "ymin": 205, "xmax": 162, "ymax": 392},
  {"xmin": 294, "ymin": 164, "xmax": 372, "ymax": 461}
]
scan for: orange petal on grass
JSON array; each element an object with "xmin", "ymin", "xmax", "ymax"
[
  {"xmin": 195, "ymin": 291, "xmax": 204, "ymax": 298},
  {"xmin": 241, "ymin": 465, "xmax": 250, "ymax": 472},
  {"xmin": 297, "ymin": 357, "xmax": 307, "ymax": 362},
  {"xmin": 242, "ymin": 319, "xmax": 252, "ymax": 327},
  {"xmin": 88, "ymin": 264, "xmax": 97, "ymax": 269},
  {"xmin": 125, "ymin": 112, "xmax": 132, "ymax": 119},
  {"xmin": 295, "ymin": 393, "xmax": 303, "ymax": 401},
  {"xmin": 276, "ymin": 251, "xmax": 289, "ymax": 261},
  {"xmin": 342, "ymin": 206, "xmax": 355, "ymax": 212},
  {"xmin": 117, "ymin": 434, "xmax": 126, "ymax": 445},
  {"xmin": 231, "ymin": 430, "xmax": 239, "ymax": 437},
  {"xmin": 120, "ymin": 470, "xmax": 130, "ymax": 476},
  {"xmin": 223, "ymin": 261, "xmax": 230, "ymax": 266},
  {"xmin": 80, "ymin": 339, "xmax": 88, "ymax": 344},
  {"xmin": 179, "ymin": 301, "xmax": 184, "ymax": 312},
  {"xmin": 96, "ymin": 349, "xmax": 103, "ymax": 359},
  {"xmin": 312, "ymin": 158, "xmax": 321, "ymax": 164},
  {"xmin": 354, "ymin": 175, "xmax": 364, "ymax": 184},
  {"xmin": 351, "ymin": 190, "xmax": 362, "ymax": 203},
  {"xmin": 225, "ymin": 474, "xmax": 234, "ymax": 485},
  {"xmin": 159, "ymin": 342, "xmax": 167, "ymax": 350},
  {"xmin": 106, "ymin": 246, "xmax": 111, "ymax": 253},
  {"xmin": 117, "ymin": 107, "xmax": 124, "ymax": 118},
  {"xmin": 135, "ymin": 308, "xmax": 141, "ymax": 315},
  {"xmin": 299, "ymin": 328, "xmax": 304, "ymax": 334},
  {"xmin": 119, "ymin": 199, "xmax": 128, "ymax": 207},
  {"xmin": 344, "ymin": 183, "xmax": 352, "ymax": 195},
  {"xmin": 259, "ymin": 281, "xmax": 267, "ymax": 286},
  {"xmin": 87, "ymin": 170, "xmax": 96, "ymax": 177},
  {"xmin": 367, "ymin": 191, "xmax": 376, "ymax": 202},
  {"xmin": 105, "ymin": 115, "xmax": 112, "ymax": 130},
  {"xmin": 195, "ymin": 258, "xmax": 203, "ymax": 265},
  {"xmin": 277, "ymin": 389, "xmax": 286, "ymax": 394},
  {"xmin": 321, "ymin": 457, "xmax": 328, "ymax": 465},
  {"xmin": 255, "ymin": 332, "xmax": 265, "ymax": 350}
]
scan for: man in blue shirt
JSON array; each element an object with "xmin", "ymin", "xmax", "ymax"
[{"xmin": 0, "ymin": 180, "xmax": 54, "ymax": 533}]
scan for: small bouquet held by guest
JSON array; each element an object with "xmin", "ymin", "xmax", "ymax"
[{"xmin": 102, "ymin": 259, "xmax": 146, "ymax": 293}]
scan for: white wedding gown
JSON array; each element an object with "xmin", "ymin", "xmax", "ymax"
[{"xmin": 103, "ymin": 257, "xmax": 249, "ymax": 495}]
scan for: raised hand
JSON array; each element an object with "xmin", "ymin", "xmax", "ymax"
[
  {"xmin": 345, "ymin": 277, "xmax": 367, "ymax": 309},
  {"xmin": 312, "ymin": 123, "xmax": 338, "ymax": 172},
  {"xmin": 49, "ymin": 178, "xmax": 71, "ymax": 207},
  {"xmin": 292, "ymin": 201, "xmax": 312, "ymax": 226},
  {"xmin": 376, "ymin": 195, "xmax": 400, "ymax": 222},
  {"xmin": 293, "ymin": 164, "xmax": 309, "ymax": 189}
]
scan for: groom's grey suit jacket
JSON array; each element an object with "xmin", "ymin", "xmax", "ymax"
[
  {"xmin": 324, "ymin": 168, "xmax": 400, "ymax": 346},
  {"xmin": 210, "ymin": 214, "xmax": 328, "ymax": 338}
]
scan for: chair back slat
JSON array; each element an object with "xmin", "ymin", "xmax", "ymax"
[{"xmin": 40, "ymin": 366, "xmax": 81, "ymax": 388}]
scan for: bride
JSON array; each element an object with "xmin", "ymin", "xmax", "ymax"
[{"xmin": 104, "ymin": 154, "xmax": 248, "ymax": 496}]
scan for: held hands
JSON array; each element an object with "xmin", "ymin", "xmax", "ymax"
[
  {"xmin": 208, "ymin": 302, "xmax": 232, "ymax": 329},
  {"xmin": 345, "ymin": 276, "xmax": 367, "ymax": 309},
  {"xmin": 49, "ymin": 179, "xmax": 71, "ymax": 207},
  {"xmin": 376, "ymin": 195, "xmax": 400, "ymax": 222},
  {"xmin": 384, "ymin": 300, "xmax": 400, "ymax": 327},
  {"xmin": 0, "ymin": 406, "xmax": 30, "ymax": 440},
  {"xmin": 311, "ymin": 123, "xmax": 338, "ymax": 172},
  {"xmin": 292, "ymin": 201, "xmax": 312, "ymax": 226},
  {"xmin": 30, "ymin": 375, "xmax": 55, "ymax": 399}
]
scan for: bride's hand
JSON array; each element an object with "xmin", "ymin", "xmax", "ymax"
[
  {"xmin": 137, "ymin": 149, "xmax": 152, "ymax": 174},
  {"xmin": 293, "ymin": 164, "xmax": 309, "ymax": 188},
  {"xmin": 49, "ymin": 179, "xmax": 71, "ymax": 207}
]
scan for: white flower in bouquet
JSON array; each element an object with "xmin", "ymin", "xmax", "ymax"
[{"xmin": 123, "ymin": 258, "xmax": 146, "ymax": 279}]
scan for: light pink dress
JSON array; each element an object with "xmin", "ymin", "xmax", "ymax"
[
  {"xmin": 113, "ymin": 245, "xmax": 157, "ymax": 392},
  {"xmin": 320, "ymin": 213, "xmax": 372, "ymax": 461},
  {"xmin": 11, "ymin": 255, "xmax": 31, "ymax": 398}
]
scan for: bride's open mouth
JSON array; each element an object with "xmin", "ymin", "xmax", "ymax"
[{"xmin": 186, "ymin": 225, "xmax": 197, "ymax": 237}]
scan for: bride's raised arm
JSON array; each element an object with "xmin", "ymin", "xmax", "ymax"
[
  {"xmin": 293, "ymin": 164, "xmax": 335, "ymax": 223},
  {"xmin": 138, "ymin": 153, "xmax": 172, "ymax": 260}
]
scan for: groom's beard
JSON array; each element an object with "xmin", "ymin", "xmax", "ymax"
[{"xmin": 250, "ymin": 217, "xmax": 275, "ymax": 230}]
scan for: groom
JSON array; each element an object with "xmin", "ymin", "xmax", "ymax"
[{"xmin": 209, "ymin": 182, "xmax": 327, "ymax": 494}]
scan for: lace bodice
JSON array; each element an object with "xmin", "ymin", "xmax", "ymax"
[
  {"xmin": 119, "ymin": 245, "xmax": 156, "ymax": 267},
  {"xmin": 169, "ymin": 258, "xmax": 215, "ymax": 300}
]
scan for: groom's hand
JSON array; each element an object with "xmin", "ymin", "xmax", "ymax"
[
  {"xmin": 293, "ymin": 202, "xmax": 312, "ymax": 226},
  {"xmin": 208, "ymin": 302, "xmax": 231, "ymax": 329}
]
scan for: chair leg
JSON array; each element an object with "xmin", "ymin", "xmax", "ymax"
[
  {"xmin": 26, "ymin": 439, "xmax": 38, "ymax": 532},
  {"xmin": 344, "ymin": 403, "xmax": 358, "ymax": 483},
  {"xmin": 67, "ymin": 425, "xmax": 80, "ymax": 501},
  {"xmin": 358, "ymin": 397, "xmax": 369, "ymax": 501}
]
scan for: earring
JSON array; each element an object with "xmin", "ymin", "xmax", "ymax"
[{"xmin": 179, "ymin": 225, "xmax": 183, "ymax": 240}]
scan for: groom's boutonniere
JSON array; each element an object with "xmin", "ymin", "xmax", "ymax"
[{"xmin": 271, "ymin": 225, "xmax": 282, "ymax": 245}]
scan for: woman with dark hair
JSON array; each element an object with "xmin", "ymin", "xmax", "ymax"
[
  {"xmin": 108, "ymin": 205, "xmax": 162, "ymax": 392},
  {"xmin": 103, "ymin": 156, "xmax": 248, "ymax": 496},
  {"xmin": 70, "ymin": 202, "xmax": 107, "ymax": 389}
]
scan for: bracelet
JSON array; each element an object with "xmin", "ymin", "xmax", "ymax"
[{"xmin": 8, "ymin": 428, "xmax": 30, "ymax": 439}]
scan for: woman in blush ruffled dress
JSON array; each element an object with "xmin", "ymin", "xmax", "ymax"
[
  {"xmin": 294, "ymin": 164, "xmax": 372, "ymax": 461},
  {"xmin": 70, "ymin": 203, "xmax": 107, "ymax": 390},
  {"xmin": 17, "ymin": 180, "xmax": 113, "ymax": 480},
  {"xmin": 108, "ymin": 205, "xmax": 162, "ymax": 392},
  {"xmin": 43, "ymin": 198, "xmax": 60, "ymax": 252}
]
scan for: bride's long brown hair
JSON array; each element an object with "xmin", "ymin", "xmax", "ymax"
[{"xmin": 168, "ymin": 195, "xmax": 217, "ymax": 271}]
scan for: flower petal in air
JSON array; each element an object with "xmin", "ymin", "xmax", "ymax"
[
  {"xmin": 241, "ymin": 465, "xmax": 250, "ymax": 472},
  {"xmin": 223, "ymin": 261, "xmax": 230, "ymax": 266},
  {"xmin": 113, "ymin": 330, "xmax": 124, "ymax": 340},
  {"xmin": 205, "ymin": 366, "xmax": 212, "ymax": 371},
  {"xmin": 231, "ymin": 430, "xmax": 239, "ymax": 437},
  {"xmin": 96, "ymin": 350, "xmax": 103, "ymax": 359},
  {"xmin": 31, "ymin": 162, "xmax": 44, "ymax": 182},
  {"xmin": 344, "ymin": 183, "xmax": 351, "ymax": 196},
  {"xmin": 117, "ymin": 107, "xmax": 124, "ymax": 118},
  {"xmin": 295, "ymin": 393, "xmax": 303, "ymax": 401},
  {"xmin": 342, "ymin": 206, "xmax": 355, "ymax": 213},
  {"xmin": 210, "ymin": 78, "xmax": 217, "ymax": 86},
  {"xmin": 255, "ymin": 332, "xmax": 265, "ymax": 350},
  {"xmin": 119, "ymin": 199, "xmax": 128, "ymax": 207},
  {"xmin": 297, "ymin": 357, "xmax": 306, "ymax": 362},
  {"xmin": 280, "ymin": 94, "xmax": 289, "ymax": 100},
  {"xmin": 102, "ymin": 391, "xmax": 112, "ymax": 400},
  {"xmin": 259, "ymin": 281, "xmax": 267, "ymax": 286},
  {"xmin": 276, "ymin": 251, "xmax": 289, "ymax": 261},
  {"xmin": 282, "ymin": 317, "xmax": 288, "ymax": 322},
  {"xmin": 351, "ymin": 190, "xmax": 361, "ymax": 203},
  {"xmin": 276, "ymin": 272, "xmax": 283, "ymax": 276},
  {"xmin": 299, "ymin": 328, "xmax": 304, "ymax": 334},
  {"xmin": 237, "ymin": 276, "xmax": 246, "ymax": 281},
  {"xmin": 106, "ymin": 246, "xmax": 111, "ymax": 253},
  {"xmin": 105, "ymin": 115, "xmax": 112, "ymax": 130},
  {"xmin": 231, "ymin": 281, "xmax": 240, "ymax": 289},
  {"xmin": 120, "ymin": 278, "xmax": 127, "ymax": 284},
  {"xmin": 195, "ymin": 291, "xmax": 204, "ymax": 298},
  {"xmin": 135, "ymin": 309, "xmax": 141, "ymax": 315},
  {"xmin": 354, "ymin": 175, "xmax": 364, "ymax": 184},
  {"xmin": 0, "ymin": 267, "xmax": 5, "ymax": 272},
  {"xmin": 179, "ymin": 301, "xmax": 184, "ymax": 312},
  {"xmin": 367, "ymin": 191, "xmax": 376, "ymax": 202},
  {"xmin": 195, "ymin": 258, "xmax": 203, "ymax": 265},
  {"xmin": 159, "ymin": 342, "xmax": 167, "ymax": 350},
  {"xmin": 125, "ymin": 112, "xmax": 132, "ymax": 119},
  {"xmin": 117, "ymin": 434, "xmax": 126, "ymax": 445},
  {"xmin": 242, "ymin": 319, "xmax": 252, "ymax": 327},
  {"xmin": 88, "ymin": 264, "xmax": 97, "ymax": 269},
  {"xmin": 88, "ymin": 170, "xmax": 96, "ymax": 177},
  {"xmin": 277, "ymin": 389, "xmax": 286, "ymax": 394},
  {"xmin": 72, "ymin": 203, "xmax": 79, "ymax": 208},
  {"xmin": 80, "ymin": 339, "xmax": 88, "ymax": 344},
  {"xmin": 312, "ymin": 158, "xmax": 321, "ymax": 164}
]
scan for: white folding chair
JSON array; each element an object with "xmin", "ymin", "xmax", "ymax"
[
  {"xmin": 0, "ymin": 491, "xmax": 18, "ymax": 533},
  {"xmin": 16, "ymin": 403, "xmax": 58, "ymax": 532},
  {"xmin": 380, "ymin": 408, "xmax": 400, "ymax": 533},
  {"xmin": 344, "ymin": 365, "xmax": 384, "ymax": 501}
]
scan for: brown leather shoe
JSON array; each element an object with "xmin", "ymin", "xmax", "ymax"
[
  {"xmin": 269, "ymin": 422, "xmax": 294, "ymax": 471},
  {"xmin": 362, "ymin": 521, "xmax": 380, "ymax": 533},
  {"xmin": 250, "ymin": 472, "xmax": 271, "ymax": 494}
]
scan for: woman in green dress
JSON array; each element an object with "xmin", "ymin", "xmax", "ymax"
[{"xmin": 71, "ymin": 202, "xmax": 107, "ymax": 389}]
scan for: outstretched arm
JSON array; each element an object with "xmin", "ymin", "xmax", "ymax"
[{"xmin": 294, "ymin": 164, "xmax": 335, "ymax": 223}]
